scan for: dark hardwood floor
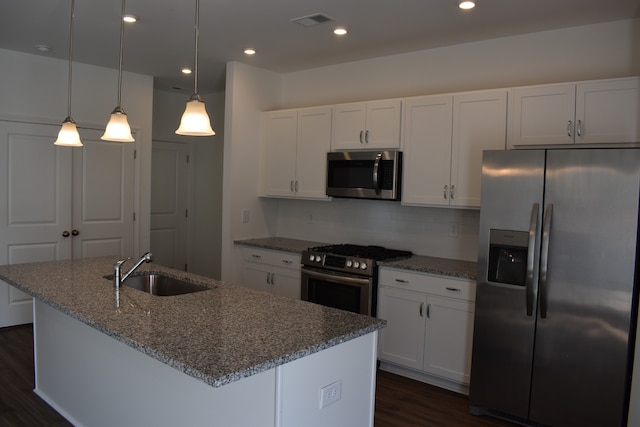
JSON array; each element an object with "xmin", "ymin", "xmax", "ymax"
[{"xmin": 0, "ymin": 324, "xmax": 516, "ymax": 427}]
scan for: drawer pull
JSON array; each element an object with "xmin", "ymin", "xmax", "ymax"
[
  {"xmin": 252, "ymin": 254, "xmax": 262, "ymax": 259},
  {"xmin": 282, "ymin": 259, "xmax": 293, "ymax": 264},
  {"xmin": 395, "ymin": 278, "xmax": 409, "ymax": 284},
  {"xmin": 446, "ymin": 287, "xmax": 461, "ymax": 292}
]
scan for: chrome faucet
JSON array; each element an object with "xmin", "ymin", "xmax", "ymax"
[{"xmin": 113, "ymin": 252, "xmax": 153, "ymax": 289}]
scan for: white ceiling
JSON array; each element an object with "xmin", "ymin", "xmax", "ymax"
[{"xmin": 1, "ymin": 0, "xmax": 639, "ymax": 94}]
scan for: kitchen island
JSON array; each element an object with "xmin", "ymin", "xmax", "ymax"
[{"xmin": 0, "ymin": 257, "xmax": 384, "ymax": 427}]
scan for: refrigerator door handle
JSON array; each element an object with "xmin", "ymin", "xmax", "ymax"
[
  {"xmin": 539, "ymin": 203, "xmax": 553, "ymax": 319},
  {"xmin": 526, "ymin": 203, "xmax": 540, "ymax": 316}
]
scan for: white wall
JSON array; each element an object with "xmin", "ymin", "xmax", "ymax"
[
  {"xmin": 281, "ymin": 19, "xmax": 640, "ymax": 107},
  {"xmin": 221, "ymin": 62, "xmax": 282, "ymax": 282},
  {"xmin": 152, "ymin": 89, "xmax": 225, "ymax": 279},
  {"xmin": 0, "ymin": 48, "xmax": 154, "ymax": 255}
]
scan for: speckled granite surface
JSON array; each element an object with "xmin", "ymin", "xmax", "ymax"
[
  {"xmin": 380, "ymin": 255, "xmax": 477, "ymax": 280},
  {"xmin": 235, "ymin": 237, "xmax": 478, "ymax": 280},
  {"xmin": 0, "ymin": 257, "xmax": 384, "ymax": 388},
  {"xmin": 234, "ymin": 237, "xmax": 329, "ymax": 253}
]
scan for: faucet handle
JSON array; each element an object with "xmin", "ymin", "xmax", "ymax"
[{"xmin": 114, "ymin": 257, "xmax": 131, "ymax": 268}]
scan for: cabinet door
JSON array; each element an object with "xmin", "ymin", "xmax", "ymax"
[
  {"xmin": 377, "ymin": 286, "xmax": 426, "ymax": 370},
  {"xmin": 509, "ymin": 84, "xmax": 576, "ymax": 147},
  {"xmin": 263, "ymin": 110, "xmax": 298, "ymax": 197},
  {"xmin": 364, "ymin": 99, "xmax": 402, "ymax": 149},
  {"xmin": 271, "ymin": 265, "xmax": 301, "ymax": 300},
  {"xmin": 423, "ymin": 295, "xmax": 475, "ymax": 384},
  {"xmin": 575, "ymin": 78, "xmax": 640, "ymax": 144},
  {"xmin": 401, "ymin": 95, "xmax": 453, "ymax": 207},
  {"xmin": 295, "ymin": 107, "xmax": 332, "ymax": 200},
  {"xmin": 242, "ymin": 262, "xmax": 272, "ymax": 293},
  {"xmin": 332, "ymin": 103, "xmax": 367, "ymax": 150},
  {"xmin": 450, "ymin": 91, "xmax": 507, "ymax": 208}
]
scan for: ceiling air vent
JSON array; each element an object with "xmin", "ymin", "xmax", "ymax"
[{"xmin": 290, "ymin": 13, "xmax": 335, "ymax": 27}]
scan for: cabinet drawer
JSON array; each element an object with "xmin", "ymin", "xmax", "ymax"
[
  {"xmin": 242, "ymin": 247, "xmax": 300, "ymax": 269},
  {"xmin": 379, "ymin": 268, "xmax": 475, "ymax": 301}
]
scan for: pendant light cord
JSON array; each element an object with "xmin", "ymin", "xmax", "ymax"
[
  {"xmin": 117, "ymin": 0, "xmax": 125, "ymax": 108},
  {"xmin": 193, "ymin": 0, "xmax": 200, "ymax": 96},
  {"xmin": 67, "ymin": 0, "xmax": 75, "ymax": 118}
]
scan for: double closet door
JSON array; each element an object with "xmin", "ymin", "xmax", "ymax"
[{"xmin": 0, "ymin": 120, "xmax": 135, "ymax": 326}]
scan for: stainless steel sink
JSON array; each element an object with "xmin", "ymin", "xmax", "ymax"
[{"xmin": 106, "ymin": 272, "xmax": 210, "ymax": 296}]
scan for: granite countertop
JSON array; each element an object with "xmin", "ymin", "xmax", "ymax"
[
  {"xmin": 235, "ymin": 237, "xmax": 477, "ymax": 280},
  {"xmin": 0, "ymin": 257, "xmax": 384, "ymax": 388},
  {"xmin": 380, "ymin": 255, "xmax": 477, "ymax": 280},
  {"xmin": 234, "ymin": 237, "xmax": 329, "ymax": 253}
]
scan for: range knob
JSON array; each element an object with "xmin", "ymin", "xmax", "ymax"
[
  {"xmin": 353, "ymin": 261, "xmax": 360, "ymax": 269},
  {"xmin": 360, "ymin": 262, "xmax": 368, "ymax": 270},
  {"xmin": 346, "ymin": 260, "xmax": 353, "ymax": 267},
  {"xmin": 316, "ymin": 255, "xmax": 322, "ymax": 263},
  {"xmin": 309, "ymin": 255, "xmax": 316, "ymax": 262}
]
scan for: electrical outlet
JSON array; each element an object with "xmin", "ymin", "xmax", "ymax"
[
  {"xmin": 241, "ymin": 209, "xmax": 249, "ymax": 223},
  {"xmin": 320, "ymin": 379, "xmax": 342, "ymax": 408}
]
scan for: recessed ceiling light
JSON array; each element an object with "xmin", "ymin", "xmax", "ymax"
[
  {"xmin": 333, "ymin": 27, "xmax": 348, "ymax": 36},
  {"xmin": 244, "ymin": 48, "xmax": 256, "ymax": 55},
  {"xmin": 35, "ymin": 44, "xmax": 51, "ymax": 53},
  {"xmin": 181, "ymin": 68, "xmax": 192, "ymax": 75},
  {"xmin": 123, "ymin": 14, "xmax": 137, "ymax": 23},
  {"xmin": 458, "ymin": 0, "xmax": 476, "ymax": 10}
]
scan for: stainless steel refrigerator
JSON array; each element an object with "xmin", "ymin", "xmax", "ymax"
[{"xmin": 470, "ymin": 148, "xmax": 640, "ymax": 427}]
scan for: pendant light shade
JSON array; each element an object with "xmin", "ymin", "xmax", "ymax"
[
  {"xmin": 176, "ymin": 0, "xmax": 215, "ymax": 136},
  {"xmin": 103, "ymin": 107, "xmax": 135, "ymax": 142},
  {"xmin": 176, "ymin": 94, "xmax": 215, "ymax": 136},
  {"xmin": 54, "ymin": 117, "xmax": 83, "ymax": 147},
  {"xmin": 55, "ymin": 0, "xmax": 82, "ymax": 147},
  {"xmin": 102, "ymin": 0, "xmax": 134, "ymax": 142}
]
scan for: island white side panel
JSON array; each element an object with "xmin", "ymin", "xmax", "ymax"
[
  {"xmin": 277, "ymin": 332, "xmax": 378, "ymax": 427},
  {"xmin": 33, "ymin": 300, "xmax": 276, "ymax": 427}
]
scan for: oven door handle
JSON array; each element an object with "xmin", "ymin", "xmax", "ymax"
[{"xmin": 302, "ymin": 268, "xmax": 371, "ymax": 286}]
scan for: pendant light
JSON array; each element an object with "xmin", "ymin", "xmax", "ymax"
[
  {"xmin": 54, "ymin": 0, "xmax": 82, "ymax": 147},
  {"xmin": 175, "ymin": 0, "xmax": 215, "ymax": 136},
  {"xmin": 102, "ymin": 0, "xmax": 134, "ymax": 142}
]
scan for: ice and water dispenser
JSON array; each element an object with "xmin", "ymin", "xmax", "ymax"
[{"xmin": 487, "ymin": 229, "xmax": 529, "ymax": 286}]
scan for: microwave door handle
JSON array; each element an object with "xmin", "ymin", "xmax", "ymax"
[
  {"xmin": 539, "ymin": 203, "xmax": 553, "ymax": 319},
  {"xmin": 373, "ymin": 152, "xmax": 382, "ymax": 195},
  {"xmin": 525, "ymin": 203, "xmax": 539, "ymax": 316}
]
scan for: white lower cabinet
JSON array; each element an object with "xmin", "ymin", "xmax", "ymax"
[
  {"xmin": 377, "ymin": 267, "xmax": 475, "ymax": 393},
  {"xmin": 241, "ymin": 247, "xmax": 301, "ymax": 299}
]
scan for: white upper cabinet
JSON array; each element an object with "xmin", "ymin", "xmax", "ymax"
[
  {"xmin": 261, "ymin": 106, "xmax": 332, "ymax": 200},
  {"xmin": 509, "ymin": 77, "xmax": 640, "ymax": 147},
  {"xmin": 401, "ymin": 95, "xmax": 453, "ymax": 207},
  {"xmin": 332, "ymin": 99, "xmax": 402, "ymax": 150},
  {"xmin": 576, "ymin": 79, "xmax": 640, "ymax": 144},
  {"xmin": 402, "ymin": 90, "xmax": 507, "ymax": 208}
]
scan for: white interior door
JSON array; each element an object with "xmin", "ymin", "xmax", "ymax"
[
  {"xmin": 0, "ymin": 121, "xmax": 72, "ymax": 326},
  {"xmin": 150, "ymin": 141, "xmax": 188, "ymax": 270},
  {"xmin": 0, "ymin": 121, "xmax": 136, "ymax": 327},
  {"xmin": 72, "ymin": 130, "xmax": 135, "ymax": 259}
]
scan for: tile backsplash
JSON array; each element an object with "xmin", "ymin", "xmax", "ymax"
[{"xmin": 274, "ymin": 198, "xmax": 479, "ymax": 261}]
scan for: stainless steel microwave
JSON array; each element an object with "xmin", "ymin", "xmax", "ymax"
[{"xmin": 326, "ymin": 151, "xmax": 402, "ymax": 200}]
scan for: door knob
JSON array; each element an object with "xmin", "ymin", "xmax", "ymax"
[
  {"xmin": 71, "ymin": 229, "xmax": 79, "ymax": 236},
  {"xmin": 62, "ymin": 230, "xmax": 70, "ymax": 237}
]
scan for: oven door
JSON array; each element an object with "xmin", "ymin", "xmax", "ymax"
[{"xmin": 301, "ymin": 266, "xmax": 373, "ymax": 316}]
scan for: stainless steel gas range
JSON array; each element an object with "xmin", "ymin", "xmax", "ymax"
[{"xmin": 300, "ymin": 244, "xmax": 412, "ymax": 316}]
